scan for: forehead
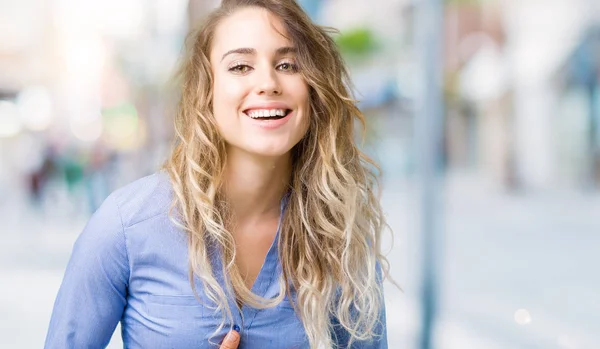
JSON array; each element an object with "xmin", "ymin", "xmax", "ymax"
[{"xmin": 211, "ymin": 7, "xmax": 292, "ymax": 58}]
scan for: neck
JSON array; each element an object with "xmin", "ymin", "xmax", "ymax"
[{"xmin": 223, "ymin": 147, "xmax": 292, "ymax": 224}]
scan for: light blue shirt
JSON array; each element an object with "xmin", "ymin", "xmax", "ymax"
[{"xmin": 45, "ymin": 172, "xmax": 388, "ymax": 348}]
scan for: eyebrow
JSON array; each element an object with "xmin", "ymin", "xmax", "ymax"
[{"xmin": 220, "ymin": 46, "xmax": 297, "ymax": 62}]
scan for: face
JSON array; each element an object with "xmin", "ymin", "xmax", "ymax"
[{"xmin": 210, "ymin": 7, "xmax": 310, "ymax": 159}]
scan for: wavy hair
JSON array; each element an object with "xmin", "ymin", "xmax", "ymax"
[{"xmin": 164, "ymin": 0, "xmax": 392, "ymax": 347}]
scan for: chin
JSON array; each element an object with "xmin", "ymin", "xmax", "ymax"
[
  {"xmin": 249, "ymin": 147, "xmax": 292, "ymax": 158},
  {"xmin": 243, "ymin": 142, "xmax": 296, "ymax": 158}
]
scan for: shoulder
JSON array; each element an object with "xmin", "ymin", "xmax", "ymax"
[
  {"xmin": 108, "ymin": 171, "xmax": 174, "ymax": 228},
  {"xmin": 69, "ymin": 172, "xmax": 174, "ymax": 271}
]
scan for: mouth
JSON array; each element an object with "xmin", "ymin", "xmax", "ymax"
[{"xmin": 243, "ymin": 108, "xmax": 293, "ymax": 120}]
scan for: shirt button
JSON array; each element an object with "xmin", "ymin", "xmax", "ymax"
[{"xmin": 233, "ymin": 324, "xmax": 241, "ymax": 332}]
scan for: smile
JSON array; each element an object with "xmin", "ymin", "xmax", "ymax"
[{"xmin": 243, "ymin": 108, "xmax": 292, "ymax": 120}]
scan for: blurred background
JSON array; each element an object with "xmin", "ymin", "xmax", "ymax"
[{"xmin": 1, "ymin": 0, "xmax": 599, "ymax": 348}]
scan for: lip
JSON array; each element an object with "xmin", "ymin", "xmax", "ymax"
[{"xmin": 242, "ymin": 102, "xmax": 292, "ymax": 113}]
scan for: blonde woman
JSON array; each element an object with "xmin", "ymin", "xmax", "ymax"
[{"xmin": 45, "ymin": 0, "xmax": 391, "ymax": 348}]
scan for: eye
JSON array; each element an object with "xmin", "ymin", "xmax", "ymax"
[
  {"xmin": 277, "ymin": 62, "xmax": 298, "ymax": 73},
  {"xmin": 229, "ymin": 64, "xmax": 252, "ymax": 74}
]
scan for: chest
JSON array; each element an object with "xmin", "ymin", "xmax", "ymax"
[
  {"xmin": 123, "ymin": 231, "xmax": 307, "ymax": 348},
  {"xmin": 123, "ymin": 278, "xmax": 308, "ymax": 348},
  {"xmin": 233, "ymin": 220, "xmax": 280, "ymax": 289},
  {"xmin": 122, "ymin": 216, "xmax": 309, "ymax": 348}
]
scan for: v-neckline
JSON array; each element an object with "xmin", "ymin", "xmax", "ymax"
[
  {"xmin": 234, "ymin": 224, "xmax": 280, "ymax": 309},
  {"xmin": 229, "ymin": 193, "xmax": 289, "ymax": 323},
  {"xmin": 239, "ymin": 203, "xmax": 283, "ymax": 307}
]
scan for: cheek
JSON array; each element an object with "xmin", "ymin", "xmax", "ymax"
[
  {"xmin": 212, "ymin": 80, "xmax": 238, "ymax": 134},
  {"xmin": 212, "ymin": 76, "xmax": 246, "ymax": 115},
  {"xmin": 290, "ymin": 81, "xmax": 310, "ymax": 111}
]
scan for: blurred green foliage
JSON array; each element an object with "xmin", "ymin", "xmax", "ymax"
[{"xmin": 335, "ymin": 27, "xmax": 378, "ymax": 58}]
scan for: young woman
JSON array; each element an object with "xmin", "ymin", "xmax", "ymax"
[{"xmin": 45, "ymin": 0, "xmax": 391, "ymax": 348}]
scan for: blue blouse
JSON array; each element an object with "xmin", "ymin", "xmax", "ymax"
[{"xmin": 44, "ymin": 172, "xmax": 388, "ymax": 349}]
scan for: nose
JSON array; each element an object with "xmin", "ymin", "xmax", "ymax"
[{"xmin": 254, "ymin": 68, "xmax": 281, "ymax": 96}]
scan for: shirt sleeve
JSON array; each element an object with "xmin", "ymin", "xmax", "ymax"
[
  {"xmin": 331, "ymin": 262, "xmax": 388, "ymax": 349},
  {"xmin": 44, "ymin": 192, "xmax": 130, "ymax": 349}
]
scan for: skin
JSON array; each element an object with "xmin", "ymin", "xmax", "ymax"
[
  {"xmin": 210, "ymin": 7, "xmax": 311, "ymax": 348},
  {"xmin": 220, "ymin": 330, "xmax": 241, "ymax": 349}
]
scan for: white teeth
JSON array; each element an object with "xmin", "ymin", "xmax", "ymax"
[{"xmin": 246, "ymin": 109, "xmax": 288, "ymax": 118}]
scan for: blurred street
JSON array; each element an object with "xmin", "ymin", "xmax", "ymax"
[{"xmin": 1, "ymin": 173, "xmax": 599, "ymax": 348}]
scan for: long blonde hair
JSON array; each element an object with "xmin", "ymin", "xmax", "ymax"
[{"xmin": 164, "ymin": 0, "xmax": 391, "ymax": 347}]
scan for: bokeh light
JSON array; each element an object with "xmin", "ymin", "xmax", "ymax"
[
  {"xmin": 514, "ymin": 309, "xmax": 532, "ymax": 325},
  {"xmin": 102, "ymin": 103, "xmax": 144, "ymax": 150},
  {"xmin": 0, "ymin": 101, "xmax": 22, "ymax": 138},
  {"xmin": 70, "ymin": 112, "xmax": 103, "ymax": 142},
  {"xmin": 16, "ymin": 87, "xmax": 54, "ymax": 132}
]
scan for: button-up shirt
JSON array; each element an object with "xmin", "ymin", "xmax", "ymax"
[{"xmin": 44, "ymin": 172, "xmax": 388, "ymax": 348}]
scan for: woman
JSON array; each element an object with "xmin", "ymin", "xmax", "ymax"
[{"xmin": 45, "ymin": 0, "xmax": 391, "ymax": 348}]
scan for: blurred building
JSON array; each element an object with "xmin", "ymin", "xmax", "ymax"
[
  {"xmin": 443, "ymin": 0, "xmax": 600, "ymax": 191},
  {"xmin": 555, "ymin": 26, "xmax": 600, "ymax": 188},
  {"xmin": 0, "ymin": 0, "xmax": 189, "ymax": 212}
]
